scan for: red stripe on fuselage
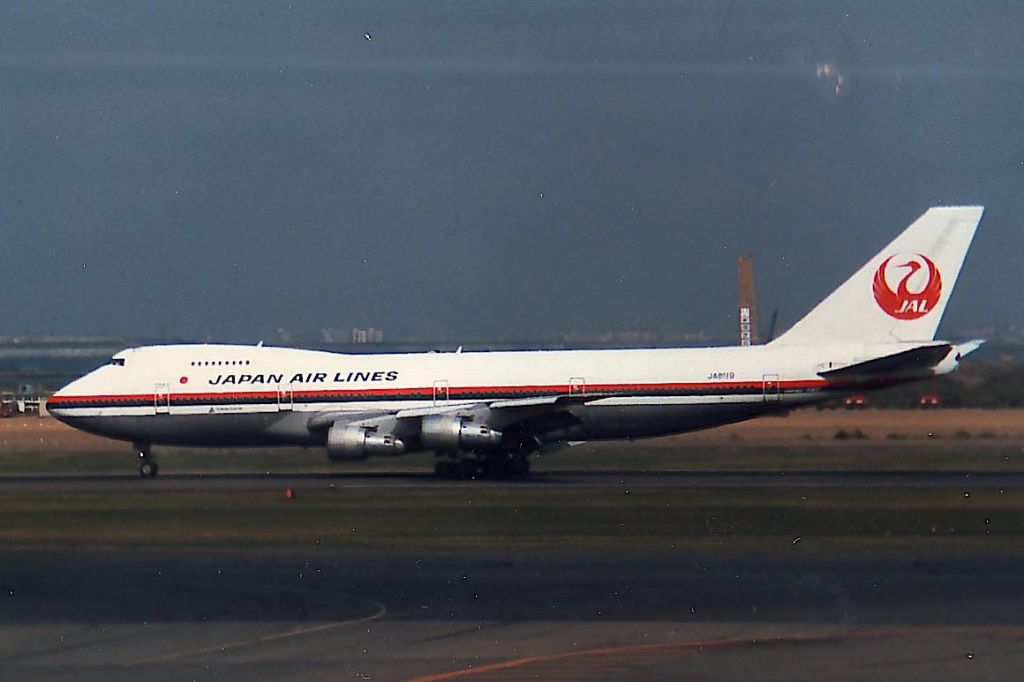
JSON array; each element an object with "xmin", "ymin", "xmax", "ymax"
[{"xmin": 47, "ymin": 379, "xmax": 830, "ymax": 406}]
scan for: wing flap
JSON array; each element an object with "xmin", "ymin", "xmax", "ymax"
[
  {"xmin": 488, "ymin": 395, "xmax": 592, "ymax": 409},
  {"xmin": 306, "ymin": 410, "xmax": 392, "ymax": 430},
  {"xmin": 394, "ymin": 403, "xmax": 481, "ymax": 419}
]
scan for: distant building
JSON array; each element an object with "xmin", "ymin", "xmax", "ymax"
[
  {"xmin": 351, "ymin": 327, "xmax": 384, "ymax": 344},
  {"xmin": 560, "ymin": 330, "xmax": 711, "ymax": 347}
]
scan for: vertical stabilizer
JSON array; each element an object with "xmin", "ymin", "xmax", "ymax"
[{"xmin": 772, "ymin": 206, "xmax": 983, "ymax": 346}]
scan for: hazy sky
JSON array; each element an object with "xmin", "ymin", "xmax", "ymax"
[{"xmin": 0, "ymin": 1, "xmax": 1020, "ymax": 342}]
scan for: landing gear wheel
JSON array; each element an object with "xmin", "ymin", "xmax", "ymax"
[
  {"xmin": 455, "ymin": 459, "xmax": 479, "ymax": 480},
  {"xmin": 509, "ymin": 456, "xmax": 530, "ymax": 477},
  {"xmin": 135, "ymin": 443, "xmax": 157, "ymax": 478},
  {"xmin": 482, "ymin": 455, "xmax": 510, "ymax": 479},
  {"xmin": 480, "ymin": 454, "xmax": 530, "ymax": 479}
]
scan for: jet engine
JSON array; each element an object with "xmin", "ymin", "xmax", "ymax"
[
  {"xmin": 420, "ymin": 414, "xmax": 503, "ymax": 452},
  {"xmin": 326, "ymin": 422, "xmax": 405, "ymax": 461}
]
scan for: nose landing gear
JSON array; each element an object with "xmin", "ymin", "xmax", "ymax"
[{"xmin": 135, "ymin": 443, "xmax": 158, "ymax": 478}]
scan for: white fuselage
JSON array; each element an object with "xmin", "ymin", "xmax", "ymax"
[{"xmin": 47, "ymin": 341, "xmax": 930, "ymax": 451}]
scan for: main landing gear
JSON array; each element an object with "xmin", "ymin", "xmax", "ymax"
[
  {"xmin": 135, "ymin": 443, "xmax": 159, "ymax": 478},
  {"xmin": 433, "ymin": 453, "xmax": 530, "ymax": 480}
]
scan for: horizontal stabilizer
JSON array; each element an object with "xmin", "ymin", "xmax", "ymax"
[
  {"xmin": 819, "ymin": 343, "xmax": 952, "ymax": 380},
  {"xmin": 953, "ymin": 339, "xmax": 985, "ymax": 358}
]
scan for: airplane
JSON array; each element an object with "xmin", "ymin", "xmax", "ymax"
[{"xmin": 49, "ymin": 206, "xmax": 985, "ymax": 478}]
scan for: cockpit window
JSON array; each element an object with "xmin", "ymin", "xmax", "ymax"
[{"xmin": 110, "ymin": 358, "xmax": 125, "ymax": 366}]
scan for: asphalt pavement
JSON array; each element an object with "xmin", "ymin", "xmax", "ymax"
[{"xmin": 2, "ymin": 549, "xmax": 1023, "ymax": 681}]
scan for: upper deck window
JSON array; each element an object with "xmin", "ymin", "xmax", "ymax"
[{"xmin": 191, "ymin": 359, "xmax": 251, "ymax": 366}]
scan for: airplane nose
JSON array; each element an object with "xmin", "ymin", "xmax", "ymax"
[{"xmin": 47, "ymin": 378, "xmax": 79, "ymax": 420}]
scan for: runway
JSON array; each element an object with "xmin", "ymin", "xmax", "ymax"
[
  {"xmin": 4, "ymin": 466, "xmax": 1024, "ymax": 679},
  {"xmin": 3, "ymin": 468, "xmax": 1024, "ymax": 491},
  {"xmin": 2, "ymin": 549, "xmax": 1024, "ymax": 681}
]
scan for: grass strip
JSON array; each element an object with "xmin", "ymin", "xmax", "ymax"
[
  {"xmin": 3, "ymin": 440, "xmax": 1024, "ymax": 476},
  {"xmin": 3, "ymin": 486, "xmax": 1024, "ymax": 551}
]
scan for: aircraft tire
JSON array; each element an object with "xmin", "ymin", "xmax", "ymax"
[
  {"xmin": 509, "ymin": 457, "xmax": 529, "ymax": 476},
  {"xmin": 482, "ymin": 455, "xmax": 509, "ymax": 479},
  {"xmin": 139, "ymin": 461, "xmax": 159, "ymax": 478},
  {"xmin": 455, "ymin": 459, "xmax": 479, "ymax": 480}
]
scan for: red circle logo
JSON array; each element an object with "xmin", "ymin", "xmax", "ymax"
[
  {"xmin": 872, "ymin": 253, "xmax": 942, "ymax": 320},
  {"xmin": 179, "ymin": 376, "xmax": 189, "ymax": 384}
]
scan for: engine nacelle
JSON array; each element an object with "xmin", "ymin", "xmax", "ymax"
[
  {"xmin": 420, "ymin": 415, "xmax": 503, "ymax": 452},
  {"xmin": 326, "ymin": 422, "xmax": 405, "ymax": 461}
]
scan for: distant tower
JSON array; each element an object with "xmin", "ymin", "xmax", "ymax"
[{"xmin": 737, "ymin": 253, "xmax": 759, "ymax": 346}]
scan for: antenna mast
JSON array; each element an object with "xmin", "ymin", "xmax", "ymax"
[{"xmin": 737, "ymin": 253, "xmax": 759, "ymax": 346}]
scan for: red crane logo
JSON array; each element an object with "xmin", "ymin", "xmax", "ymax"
[{"xmin": 872, "ymin": 253, "xmax": 942, "ymax": 320}]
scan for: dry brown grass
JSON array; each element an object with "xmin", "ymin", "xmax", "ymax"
[
  {"xmin": 1, "ymin": 409, "xmax": 1022, "ymax": 475},
  {"xmin": 0, "ymin": 416, "xmax": 104, "ymax": 451},
  {"xmin": 2, "ymin": 408, "xmax": 1023, "ymax": 455},
  {"xmin": 680, "ymin": 408, "xmax": 1024, "ymax": 444}
]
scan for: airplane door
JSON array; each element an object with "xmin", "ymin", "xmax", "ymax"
[
  {"xmin": 277, "ymin": 383, "xmax": 294, "ymax": 411},
  {"xmin": 433, "ymin": 380, "xmax": 449, "ymax": 405},
  {"xmin": 762, "ymin": 374, "xmax": 780, "ymax": 402},
  {"xmin": 569, "ymin": 377, "xmax": 587, "ymax": 396},
  {"xmin": 154, "ymin": 383, "xmax": 170, "ymax": 415}
]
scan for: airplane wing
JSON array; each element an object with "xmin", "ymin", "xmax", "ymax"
[
  {"xmin": 306, "ymin": 409, "xmax": 395, "ymax": 430},
  {"xmin": 391, "ymin": 394, "xmax": 593, "ymax": 417},
  {"xmin": 306, "ymin": 394, "xmax": 597, "ymax": 431}
]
